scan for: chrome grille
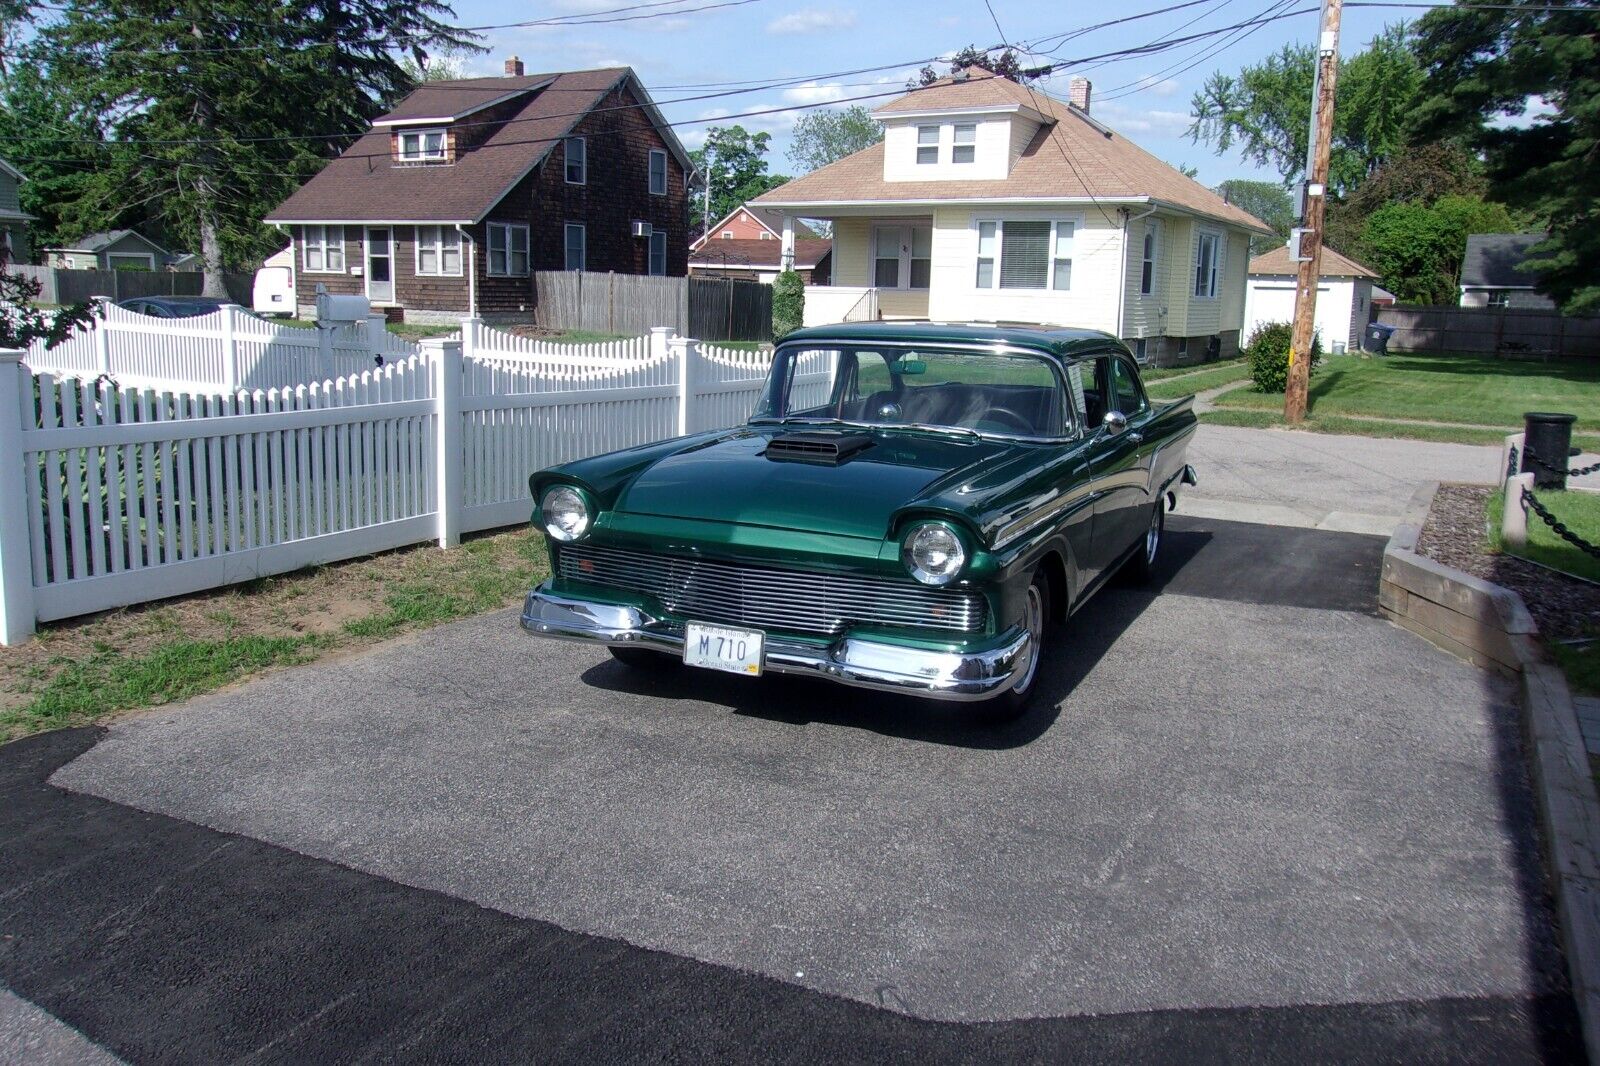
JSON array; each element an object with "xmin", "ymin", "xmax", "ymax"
[{"xmin": 557, "ymin": 543, "xmax": 987, "ymax": 635}]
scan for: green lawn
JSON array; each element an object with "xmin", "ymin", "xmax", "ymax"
[
  {"xmin": 1146, "ymin": 362, "xmax": 1252, "ymax": 401},
  {"xmin": 1140, "ymin": 356, "xmax": 1246, "ymax": 382},
  {"xmin": 1201, "ymin": 407, "xmax": 1600, "ymax": 449},
  {"xmin": 1213, "ymin": 352, "xmax": 1600, "ymax": 428},
  {"xmin": 1487, "ymin": 486, "xmax": 1600, "ymax": 584}
]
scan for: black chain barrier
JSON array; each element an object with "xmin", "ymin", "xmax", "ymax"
[
  {"xmin": 1521, "ymin": 486, "xmax": 1600, "ymax": 560},
  {"xmin": 1523, "ymin": 444, "xmax": 1600, "ymax": 480},
  {"xmin": 1507, "ymin": 442, "xmax": 1520, "ymax": 481}
]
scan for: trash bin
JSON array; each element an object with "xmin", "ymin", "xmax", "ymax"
[
  {"xmin": 1521, "ymin": 411, "xmax": 1578, "ymax": 490},
  {"xmin": 1363, "ymin": 322, "xmax": 1396, "ymax": 355}
]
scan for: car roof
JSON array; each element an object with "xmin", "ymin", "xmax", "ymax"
[{"xmin": 778, "ymin": 320, "xmax": 1126, "ymax": 360}]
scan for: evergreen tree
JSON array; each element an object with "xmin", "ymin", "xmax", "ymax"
[{"xmin": 1409, "ymin": 0, "xmax": 1600, "ymax": 313}]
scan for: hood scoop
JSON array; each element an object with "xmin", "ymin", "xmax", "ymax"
[{"xmin": 763, "ymin": 431, "xmax": 875, "ymax": 465}]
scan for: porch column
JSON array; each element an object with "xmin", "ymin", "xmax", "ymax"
[{"xmin": 780, "ymin": 215, "xmax": 795, "ymax": 273}]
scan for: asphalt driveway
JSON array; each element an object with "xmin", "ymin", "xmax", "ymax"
[{"xmin": 1, "ymin": 516, "xmax": 1582, "ymax": 1061}]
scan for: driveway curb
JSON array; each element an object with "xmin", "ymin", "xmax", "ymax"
[{"xmin": 1381, "ymin": 480, "xmax": 1600, "ymax": 1063}]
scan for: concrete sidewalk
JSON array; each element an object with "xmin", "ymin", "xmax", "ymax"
[{"xmin": 1185, "ymin": 424, "xmax": 1501, "ymax": 534}]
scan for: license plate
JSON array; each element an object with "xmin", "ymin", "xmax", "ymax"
[{"xmin": 683, "ymin": 622, "xmax": 764, "ymax": 676}]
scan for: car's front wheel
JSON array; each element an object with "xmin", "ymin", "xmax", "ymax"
[
  {"xmin": 977, "ymin": 568, "xmax": 1050, "ymax": 724},
  {"xmin": 608, "ymin": 645, "xmax": 680, "ymax": 670}
]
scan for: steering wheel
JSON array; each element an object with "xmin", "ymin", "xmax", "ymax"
[{"xmin": 967, "ymin": 408, "xmax": 1034, "ymax": 435}]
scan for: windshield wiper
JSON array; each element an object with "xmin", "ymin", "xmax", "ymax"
[{"xmin": 882, "ymin": 422, "xmax": 982, "ymax": 441}]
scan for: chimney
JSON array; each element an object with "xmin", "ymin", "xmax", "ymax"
[
  {"xmin": 1068, "ymin": 77, "xmax": 1092, "ymax": 114},
  {"xmin": 505, "ymin": 55, "xmax": 524, "ymax": 77}
]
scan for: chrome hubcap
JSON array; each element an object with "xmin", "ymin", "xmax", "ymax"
[
  {"xmin": 1145, "ymin": 508, "xmax": 1161, "ymax": 565},
  {"xmin": 1014, "ymin": 583, "xmax": 1043, "ymax": 694}
]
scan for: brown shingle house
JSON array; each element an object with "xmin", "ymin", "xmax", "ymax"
[{"xmin": 266, "ymin": 61, "xmax": 693, "ymax": 324}]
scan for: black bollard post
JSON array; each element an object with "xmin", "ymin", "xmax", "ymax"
[{"xmin": 1522, "ymin": 412, "xmax": 1577, "ymax": 490}]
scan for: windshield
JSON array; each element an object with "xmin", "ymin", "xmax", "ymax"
[{"xmin": 751, "ymin": 345, "xmax": 1069, "ymax": 438}]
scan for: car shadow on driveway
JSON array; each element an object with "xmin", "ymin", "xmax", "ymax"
[{"xmin": 576, "ymin": 526, "xmax": 1214, "ymax": 750}]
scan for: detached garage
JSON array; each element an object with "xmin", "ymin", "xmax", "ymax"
[{"xmin": 1243, "ymin": 246, "xmax": 1378, "ymax": 353}]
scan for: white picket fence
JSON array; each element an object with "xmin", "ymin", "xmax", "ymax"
[
  {"xmin": 0, "ymin": 326, "xmax": 813, "ymax": 643},
  {"xmin": 24, "ymin": 301, "xmax": 420, "ymax": 393}
]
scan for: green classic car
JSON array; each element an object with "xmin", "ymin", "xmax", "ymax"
[{"xmin": 521, "ymin": 322, "xmax": 1197, "ymax": 716}]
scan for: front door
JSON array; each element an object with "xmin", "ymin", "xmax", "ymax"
[{"xmin": 365, "ymin": 227, "xmax": 393, "ymax": 304}]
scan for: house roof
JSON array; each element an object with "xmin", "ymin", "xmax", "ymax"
[
  {"xmin": 753, "ymin": 69, "xmax": 1271, "ymax": 235},
  {"xmin": 1461, "ymin": 233, "xmax": 1545, "ymax": 289},
  {"xmin": 266, "ymin": 67, "xmax": 690, "ymax": 225},
  {"xmin": 371, "ymin": 74, "xmax": 557, "ymax": 125},
  {"xmin": 0, "ymin": 157, "xmax": 24, "ymax": 183},
  {"xmin": 689, "ymin": 204, "xmax": 819, "ymax": 250},
  {"xmin": 690, "ymin": 238, "xmax": 832, "ymax": 270},
  {"xmin": 45, "ymin": 229, "xmax": 170, "ymax": 256},
  {"xmin": 1249, "ymin": 245, "xmax": 1377, "ymax": 278}
]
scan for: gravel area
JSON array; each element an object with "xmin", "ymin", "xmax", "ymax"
[{"xmin": 1416, "ymin": 484, "xmax": 1600, "ymax": 640}]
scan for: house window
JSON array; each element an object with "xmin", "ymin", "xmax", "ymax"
[
  {"xmin": 649, "ymin": 230, "xmax": 667, "ymax": 276},
  {"xmin": 398, "ymin": 128, "xmax": 446, "ymax": 162},
  {"xmin": 916, "ymin": 125, "xmax": 940, "ymax": 165},
  {"xmin": 564, "ymin": 136, "xmax": 586, "ymax": 185},
  {"xmin": 952, "ymin": 123, "xmax": 976, "ymax": 164},
  {"xmin": 1487, "ymin": 289, "xmax": 1511, "ymax": 308},
  {"xmin": 1140, "ymin": 223, "xmax": 1159, "ymax": 295},
  {"xmin": 486, "ymin": 222, "xmax": 529, "ymax": 276},
  {"xmin": 909, "ymin": 226, "xmax": 931, "ymax": 289},
  {"xmin": 649, "ymin": 149, "xmax": 668, "ymax": 195},
  {"xmin": 414, "ymin": 225, "xmax": 462, "ymax": 276},
  {"xmin": 1134, "ymin": 338, "xmax": 1148, "ymax": 364},
  {"xmin": 1051, "ymin": 221, "xmax": 1074, "ymax": 291},
  {"xmin": 302, "ymin": 225, "xmax": 345, "ymax": 273},
  {"xmin": 1194, "ymin": 231, "xmax": 1220, "ymax": 299},
  {"xmin": 974, "ymin": 218, "xmax": 1080, "ymax": 291},
  {"xmin": 721, "ymin": 231, "xmax": 733, "ymax": 239},
  {"xmin": 1178, "ymin": 338, "xmax": 1189, "ymax": 360},
  {"xmin": 975, "ymin": 221, "xmax": 996, "ymax": 287},
  {"xmin": 564, "ymin": 223, "xmax": 586, "ymax": 271}
]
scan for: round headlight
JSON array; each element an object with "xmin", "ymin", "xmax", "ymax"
[
  {"xmin": 902, "ymin": 522, "xmax": 966, "ymax": 585},
  {"xmin": 541, "ymin": 485, "xmax": 591, "ymax": 542}
]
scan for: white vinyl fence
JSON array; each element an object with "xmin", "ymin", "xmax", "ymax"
[
  {"xmin": 24, "ymin": 301, "xmax": 419, "ymax": 392},
  {"xmin": 0, "ymin": 326, "xmax": 808, "ymax": 643}
]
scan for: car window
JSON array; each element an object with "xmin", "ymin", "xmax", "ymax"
[
  {"xmin": 1112, "ymin": 357, "xmax": 1147, "ymax": 415},
  {"xmin": 1074, "ymin": 356, "xmax": 1113, "ymax": 427}
]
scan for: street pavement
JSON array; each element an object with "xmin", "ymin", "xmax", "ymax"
[
  {"xmin": 0, "ymin": 516, "xmax": 1577, "ymax": 1061},
  {"xmin": 1185, "ymin": 424, "xmax": 1502, "ymax": 533}
]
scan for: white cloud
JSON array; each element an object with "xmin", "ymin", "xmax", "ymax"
[
  {"xmin": 1095, "ymin": 102, "xmax": 1193, "ymax": 137},
  {"xmin": 766, "ymin": 8, "xmax": 858, "ymax": 34},
  {"xmin": 781, "ymin": 81, "xmax": 850, "ymax": 106},
  {"xmin": 1134, "ymin": 76, "xmax": 1182, "ymax": 98}
]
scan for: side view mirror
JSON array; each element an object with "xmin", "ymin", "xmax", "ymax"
[{"xmin": 1102, "ymin": 410, "xmax": 1129, "ymax": 435}]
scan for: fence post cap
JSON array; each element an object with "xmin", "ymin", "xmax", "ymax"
[
  {"xmin": 418, "ymin": 335, "xmax": 463, "ymax": 352},
  {"xmin": 650, "ymin": 325, "xmax": 673, "ymax": 335},
  {"xmin": 0, "ymin": 349, "xmax": 24, "ymax": 365}
]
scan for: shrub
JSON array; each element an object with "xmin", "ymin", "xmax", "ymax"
[
  {"xmin": 772, "ymin": 269, "xmax": 804, "ymax": 339},
  {"xmin": 1245, "ymin": 320, "xmax": 1322, "ymax": 393}
]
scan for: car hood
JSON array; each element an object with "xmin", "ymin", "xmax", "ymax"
[{"xmin": 613, "ymin": 428, "xmax": 1019, "ymax": 540}]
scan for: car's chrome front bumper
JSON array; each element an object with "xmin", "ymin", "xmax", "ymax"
[{"xmin": 520, "ymin": 586, "xmax": 1031, "ymax": 702}]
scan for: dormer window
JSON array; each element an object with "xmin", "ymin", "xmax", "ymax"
[
  {"xmin": 916, "ymin": 125, "xmax": 940, "ymax": 165},
  {"xmin": 953, "ymin": 123, "xmax": 976, "ymax": 164},
  {"xmin": 398, "ymin": 128, "xmax": 447, "ymax": 163}
]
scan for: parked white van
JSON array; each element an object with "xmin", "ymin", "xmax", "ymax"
[{"xmin": 252, "ymin": 246, "xmax": 295, "ymax": 317}]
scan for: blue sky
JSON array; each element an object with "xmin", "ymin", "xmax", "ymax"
[{"xmin": 441, "ymin": 0, "xmax": 1413, "ymax": 187}]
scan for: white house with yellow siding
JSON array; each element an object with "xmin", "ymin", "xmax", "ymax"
[{"xmin": 751, "ymin": 69, "xmax": 1271, "ymax": 366}]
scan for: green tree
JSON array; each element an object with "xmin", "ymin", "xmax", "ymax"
[
  {"xmin": 691, "ymin": 125, "xmax": 789, "ymax": 233},
  {"xmin": 1216, "ymin": 179, "xmax": 1293, "ymax": 254},
  {"xmin": 912, "ymin": 46, "xmax": 1038, "ymax": 88},
  {"xmin": 0, "ymin": 58, "xmax": 115, "ymax": 249},
  {"xmin": 787, "ymin": 105, "xmax": 881, "ymax": 172},
  {"xmin": 1409, "ymin": 0, "xmax": 1600, "ymax": 313},
  {"xmin": 31, "ymin": 0, "xmax": 480, "ymax": 295},
  {"xmin": 772, "ymin": 269, "xmax": 804, "ymax": 339},
  {"xmin": 1361, "ymin": 194, "xmax": 1514, "ymax": 303},
  {"xmin": 1189, "ymin": 25, "xmax": 1423, "ymax": 194},
  {"xmin": 1323, "ymin": 140, "xmax": 1488, "ymax": 256}
]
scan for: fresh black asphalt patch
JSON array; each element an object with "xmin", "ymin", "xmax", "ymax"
[
  {"xmin": 1, "ymin": 518, "xmax": 1585, "ymax": 1061},
  {"xmin": 1, "ymin": 729, "xmax": 1583, "ymax": 1063}
]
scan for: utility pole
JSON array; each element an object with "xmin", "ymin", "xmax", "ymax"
[
  {"xmin": 701, "ymin": 154, "xmax": 716, "ymax": 242},
  {"xmin": 1284, "ymin": 0, "xmax": 1343, "ymax": 424}
]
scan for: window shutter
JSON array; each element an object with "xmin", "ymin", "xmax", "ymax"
[{"xmin": 999, "ymin": 221, "xmax": 1050, "ymax": 289}]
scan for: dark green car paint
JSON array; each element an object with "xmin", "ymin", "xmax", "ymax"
[{"xmin": 529, "ymin": 322, "xmax": 1196, "ymax": 651}]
